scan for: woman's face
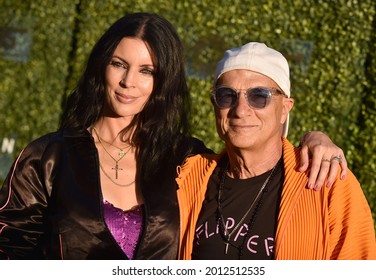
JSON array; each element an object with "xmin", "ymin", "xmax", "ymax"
[{"xmin": 104, "ymin": 37, "xmax": 155, "ymax": 119}]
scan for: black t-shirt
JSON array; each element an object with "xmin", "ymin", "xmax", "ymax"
[{"xmin": 192, "ymin": 156, "xmax": 284, "ymax": 260}]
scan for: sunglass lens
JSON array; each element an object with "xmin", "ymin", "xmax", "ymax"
[
  {"xmin": 215, "ymin": 88, "xmax": 237, "ymax": 108},
  {"xmin": 247, "ymin": 88, "xmax": 270, "ymax": 108}
]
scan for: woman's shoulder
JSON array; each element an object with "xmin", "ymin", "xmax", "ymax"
[
  {"xmin": 21, "ymin": 131, "xmax": 63, "ymax": 154},
  {"xmin": 20, "ymin": 128, "xmax": 90, "ymax": 158},
  {"xmin": 180, "ymin": 136, "xmax": 214, "ymax": 155}
]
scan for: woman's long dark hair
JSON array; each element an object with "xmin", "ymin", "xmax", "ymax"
[{"xmin": 60, "ymin": 12, "xmax": 192, "ymax": 180}]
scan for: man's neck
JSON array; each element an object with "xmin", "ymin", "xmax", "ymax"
[{"xmin": 226, "ymin": 140, "xmax": 283, "ymax": 179}]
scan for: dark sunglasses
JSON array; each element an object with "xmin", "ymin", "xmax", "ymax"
[{"xmin": 212, "ymin": 86, "xmax": 287, "ymax": 109}]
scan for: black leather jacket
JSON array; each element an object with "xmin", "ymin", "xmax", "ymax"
[{"xmin": 0, "ymin": 129, "xmax": 210, "ymax": 259}]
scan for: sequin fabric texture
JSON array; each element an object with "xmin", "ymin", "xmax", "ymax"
[{"xmin": 103, "ymin": 200, "xmax": 144, "ymax": 259}]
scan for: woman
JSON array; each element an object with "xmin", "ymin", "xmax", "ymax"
[{"xmin": 0, "ymin": 13, "xmax": 346, "ymax": 260}]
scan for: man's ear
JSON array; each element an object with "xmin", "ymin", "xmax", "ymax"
[{"xmin": 280, "ymin": 98, "xmax": 294, "ymax": 123}]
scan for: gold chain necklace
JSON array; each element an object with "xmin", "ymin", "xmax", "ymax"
[
  {"xmin": 92, "ymin": 127, "xmax": 132, "ymax": 180},
  {"xmin": 96, "ymin": 134, "xmax": 130, "ymax": 157}
]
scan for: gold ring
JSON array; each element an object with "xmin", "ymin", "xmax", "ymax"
[
  {"xmin": 322, "ymin": 158, "xmax": 330, "ymax": 163},
  {"xmin": 331, "ymin": 155, "xmax": 343, "ymax": 163}
]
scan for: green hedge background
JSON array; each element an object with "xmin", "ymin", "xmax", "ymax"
[{"xmin": 1, "ymin": 0, "xmax": 375, "ymax": 229}]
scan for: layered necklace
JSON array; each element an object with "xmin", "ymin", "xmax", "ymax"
[
  {"xmin": 92, "ymin": 127, "xmax": 134, "ymax": 187},
  {"xmin": 216, "ymin": 156, "xmax": 282, "ymax": 258}
]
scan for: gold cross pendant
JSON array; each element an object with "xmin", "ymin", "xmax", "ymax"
[{"xmin": 112, "ymin": 162, "xmax": 123, "ymax": 179}]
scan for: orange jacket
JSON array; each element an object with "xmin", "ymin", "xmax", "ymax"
[{"xmin": 176, "ymin": 138, "xmax": 376, "ymax": 259}]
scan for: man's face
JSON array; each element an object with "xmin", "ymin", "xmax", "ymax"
[{"xmin": 213, "ymin": 69, "xmax": 293, "ymax": 152}]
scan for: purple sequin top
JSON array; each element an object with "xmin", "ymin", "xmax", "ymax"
[{"xmin": 103, "ymin": 200, "xmax": 144, "ymax": 259}]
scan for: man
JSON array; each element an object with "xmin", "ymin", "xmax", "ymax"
[{"xmin": 176, "ymin": 42, "xmax": 376, "ymax": 259}]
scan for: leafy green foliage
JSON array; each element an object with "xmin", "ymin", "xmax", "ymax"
[{"xmin": 0, "ymin": 0, "xmax": 375, "ymax": 227}]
